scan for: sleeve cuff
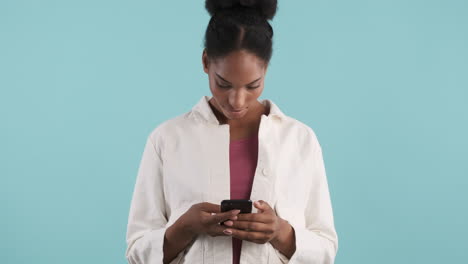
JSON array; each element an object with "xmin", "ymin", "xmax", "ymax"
[
  {"xmin": 126, "ymin": 227, "xmax": 185, "ymax": 264},
  {"xmin": 286, "ymin": 224, "xmax": 338, "ymax": 264},
  {"xmin": 273, "ymin": 246, "xmax": 291, "ymax": 263}
]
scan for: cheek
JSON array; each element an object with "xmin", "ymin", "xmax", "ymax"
[
  {"xmin": 210, "ymin": 78, "xmax": 225, "ymax": 93},
  {"xmin": 209, "ymin": 88, "xmax": 227, "ymax": 106},
  {"xmin": 210, "ymin": 86, "xmax": 226, "ymax": 99},
  {"xmin": 250, "ymin": 86, "xmax": 264, "ymax": 99},
  {"xmin": 256, "ymin": 87, "xmax": 264, "ymax": 95}
]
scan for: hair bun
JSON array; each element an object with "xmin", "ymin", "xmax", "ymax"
[{"xmin": 205, "ymin": 0, "xmax": 278, "ymax": 20}]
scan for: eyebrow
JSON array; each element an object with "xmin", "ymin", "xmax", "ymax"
[{"xmin": 215, "ymin": 73, "xmax": 262, "ymax": 86}]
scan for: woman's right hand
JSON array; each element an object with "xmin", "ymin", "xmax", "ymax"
[{"xmin": 179, "ymin": 202, "xmax": 241, "ymax": 237}]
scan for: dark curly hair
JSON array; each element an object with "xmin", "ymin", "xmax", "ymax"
[{"xmin": 204, "ymin": 0, "xmax": 278, "ymax": 66}]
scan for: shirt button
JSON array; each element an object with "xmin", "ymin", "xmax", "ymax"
[{"xmin": 262, "ymin": 168, "xmax": 268, "ymax": 176}]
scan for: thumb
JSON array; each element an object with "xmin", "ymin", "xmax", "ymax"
[{"xmin": 254, "ymin": 200, "xmax": 269, "ymax": 213}]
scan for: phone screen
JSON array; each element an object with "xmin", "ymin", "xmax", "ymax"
[{"xmin": 221, "ymin": 199, "xmax": 252, "ymax": 214}]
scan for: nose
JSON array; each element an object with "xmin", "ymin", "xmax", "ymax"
[{"xmin": 228, "ymin": 90, "xmax": 246, "ymax": 110}]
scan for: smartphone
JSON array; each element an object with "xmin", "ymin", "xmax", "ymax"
[{"xmin": 221, "ymin": 199, "xmax": 252, "ymax": 214}]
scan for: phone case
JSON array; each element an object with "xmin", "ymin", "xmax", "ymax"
[{"xmin": 220, "ymin": 199, "xmax": 252, "ymax": 214}]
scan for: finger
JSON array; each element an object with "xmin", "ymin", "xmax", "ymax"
[
  {"xmin": 209, "ymin": 222, "xmax": 233, "ymax": 237},
  {"xmin": 210, "ymin": 209, "xmax": 241, "ymax": 225},
  {"xmin": 236, "ymin": 212, "xmax": 272, "ymax": 223},
  {"xmin": 226, "ymin": 220, "xmax": 273, "ymax": 233},
  {"xmin": 213, "ymin": 212, "xmax": 239, "ymax": 222},
  {"xmin": 223, "ymin": 227, "xmax": 267, "ymax": 243},
  {"xmin": 254, "ymin": 200, "xmax": 272, "ymax": 213},
  {"xmin": 199, "ymin": 202, "xmax": 221, "ymax": 213}
]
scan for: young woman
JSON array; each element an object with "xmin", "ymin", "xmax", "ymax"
[{"xmin": 125, "ymin": 1, "xmax": 338, "ymax": 263}]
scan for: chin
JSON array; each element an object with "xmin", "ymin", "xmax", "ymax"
[
  {"xmin": 227, "ymin": 115, "xmax": 244, "ymax": 120},
  {"xmin": 226, "ymin": 111, "xmax": 247, "ymax": 120},
  {"xmin": 221, "ymin": 105, "xmax": 249, "ymax": 120}
]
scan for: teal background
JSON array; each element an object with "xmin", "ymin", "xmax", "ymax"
[{"xmin": 1, "ymin": 0, "xmax": 467, "ymax": 263}]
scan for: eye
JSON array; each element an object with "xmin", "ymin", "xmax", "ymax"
[
  {"xmin": 217, "ymin": 83, "xmax": 231, "ymax": 89},
  {"xmin": 247, "ymin": 85, "xmax": 260, "ymax": 90}
]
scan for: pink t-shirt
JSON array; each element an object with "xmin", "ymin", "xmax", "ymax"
[{"xmin": 229, "ymin": 134, "xmax": 258, "ymax": 264}]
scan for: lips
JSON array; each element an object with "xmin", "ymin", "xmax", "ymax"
[{"xmin": 227, "ymin": 108, "xmax": 247, "ymax": 117}]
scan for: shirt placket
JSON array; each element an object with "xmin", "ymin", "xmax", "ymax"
[{"xmin": 240, "ymin": 114, "xmax": 276, "ymax": 264}]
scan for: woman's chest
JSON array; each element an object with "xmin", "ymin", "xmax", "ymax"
[{"xmin": 160, "ymin": 124, "xmax": 313, "ymax": 223}]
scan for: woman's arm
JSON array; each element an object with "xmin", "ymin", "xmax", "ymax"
[
  {"xmin": 288, "ymin": 143, "xmax": 338, "ymax": 263},
  {"xmin": 164, "ymin": 202, "xmax": 242, "ymax": 263},
  {"xmin": 163, "ymin": 219, "xmax": 197, "ymax": 264},
  {"xmin": 270, "ymin": 217, "xmax": 296, "ymax": 259},
  {"xmin": 126, "ymin": 134, "xmax": 187, "ymax": 264},
  {"xmin": 270, "ymin": 127, "xmax": 338, "ymax": 264}
]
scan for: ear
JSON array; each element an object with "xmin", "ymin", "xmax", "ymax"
[{"xmin": 202, "ymin": 49, "xmax": 209, "ymax": 74}]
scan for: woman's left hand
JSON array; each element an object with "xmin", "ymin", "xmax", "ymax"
[{"xmin": 222, "ymin": 200, "xmax": 287, "ymax": 244}]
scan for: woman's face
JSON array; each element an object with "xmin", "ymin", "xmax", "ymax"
[{"xmin": 203, "ymin": 49, "xmax": 267, "ymax": 121}]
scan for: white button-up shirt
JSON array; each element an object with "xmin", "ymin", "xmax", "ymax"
[{"xmin": 125, "ymin": 95, "xmax": 338, "ymax": 264}]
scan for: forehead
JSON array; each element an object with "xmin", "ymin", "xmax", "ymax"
[{"xmin": 212, "ymin": 50, "xmax": 265, "ymax": 80}]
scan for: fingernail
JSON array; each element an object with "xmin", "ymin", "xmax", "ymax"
[
  {"xmin": 224, "ymin": 221, "xmax": 233, "ymax": 226},
  {"xmin": 231, "ymin": 215, "xmax": 238, "ymax": 220},
  {"xmin": 233, "ymin": 209, "xmax": 241, "ymax": 214},
  {"xmin": 223, "ymin": 229, "xmax": 232, "ymax": 235}
]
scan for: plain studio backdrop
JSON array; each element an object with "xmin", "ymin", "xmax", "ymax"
[{"xmin": 1, "ymin": 0, "xmax": 467, "ymax": 263}]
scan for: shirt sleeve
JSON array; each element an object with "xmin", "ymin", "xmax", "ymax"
[
  {"xmin": 287, "ymin": 144, "xmax": 339, "ymax": 263},
  {"xmin": 125, "ymin": 135, "xmax": 185, "ymax": 264}
]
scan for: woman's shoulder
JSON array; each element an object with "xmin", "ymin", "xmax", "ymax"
[
  {"xmin": 277, "ymin": 114, "xmax": 323, "ymax": 153},
  {"xmin": 265, "ymin": 99, "xmax": 320, "ymax": 143},
  {"xmin": 145, "ymin": 112, "xmax": 194, "ymax": 142},
  {"xmin": 281, "ymin": 114, "xmax": 320, "ymax": 138}
]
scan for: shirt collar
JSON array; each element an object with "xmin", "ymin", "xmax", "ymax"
[{"xmin": 189, "ymin": 95, "xmax": 286, "ymax": 125}]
